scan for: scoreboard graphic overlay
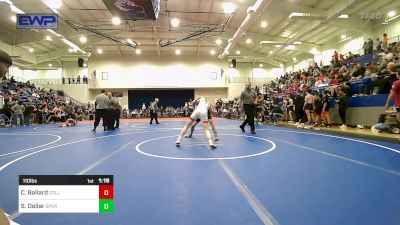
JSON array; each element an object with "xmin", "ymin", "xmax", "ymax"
[{"xmin": 19, "ymin": 175, "xmax": 114, "ymax": 213}]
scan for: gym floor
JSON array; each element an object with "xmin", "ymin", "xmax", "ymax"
[{"xmin": 0, "ymin": 119, "xmax": 399, "ymax": 225}]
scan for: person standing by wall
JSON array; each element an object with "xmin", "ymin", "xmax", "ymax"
[
  {"xmin": 11, "ymin": 101, "xmax": 25, "ymax": 126},
  {"xmin": 113, "ymin": 94, "xmax": 121, "ymax": 129},
  {"xmin": 106, "ymin": 92, "xmax": 116, "ymax": 131},
  {"xmin": 150, "ymin": 98, "xmax": 160, "ymax": 124},
  {"xmin": 321, "ymin": 90, "xmax": 331, "ymax": 128},
  {"xmin": 239, "ymin": 83, "xmax": 257, "ymax": 134},
  {"xmin": 385, "ymin": 72, "xmax": 400, "ymax": 123},
  {"xmin": 382, "ymin": 33, "xmax": 388, "ymax": 49},
  {"xmin": 294, "ymin": 91, "xmax": 305, "ymax": 124},
  {"xmin": 337, "ymin": 87, "xmax": 349, "ymax": 128},
  {"xmin": 92, "ymin": 90, "xmax": 109, "ymax": 132},
  {"xmin": 303, "ymin": 89, "xmax": 315, "ymax": 126}
]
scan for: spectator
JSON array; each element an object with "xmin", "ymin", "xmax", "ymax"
[
  {"xmin": 367, "ymin": 38, "xmax": 373, "ymax": 54},
  {"xmin": 63, "ymin": 102, "xmax": 75, "ymax": 119},
  {"xmin": 383, "ymin": 33, "xmax": 388, "ymax": 49},
  {"xmin": 380, "ymin": 48, "xmax": 394, "ymax": 61},
  {"xmin": 385, "ymin": 71, "xmax": 400, "ymax": 123},
  {"xmin": 23, "ymin": 102, "xmax": 35, "ymax": 125},
  {"xmin": 255, "ymin": 93, "xmax": 264, "ymax": 124},
  {"xmin": 294, "ymin": 91, "xmax": 305, "ymax": 123},
  {"xmin": 377, "ymin": 62, "xmax": 398, "ymax": 94},
  {"xmin": 363, "ymin": 42, "xmax": 368, "ymax": 55},
  {"xmin": 271, "ymin": 103, "xmax": 283, "ymax": 124},
  {"xmin": 351, "ymin": 63, "xmax": 366, "ymax": 80},
  {"xmin": 376, "ymin": 38, "xmax": 382, "ymax": 52},
  {"xmin": 314, "ymin": 93, "xmax": 323, "ymax": 126},
  {"xmin": 303, "ymin": 89, "xmax": 315, "ymax": 126},
  {"xmin": 321, "ymin": 90, "xmax": 331, "ymax": 127},
  {"xmin": 11, "ymin": 101, "xmax": 25, "ymax": 126},
  {"xmin": 337, "ymin": 87, "xmax": 349, "ymax": 128}
]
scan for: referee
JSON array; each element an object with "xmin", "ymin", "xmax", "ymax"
[
  {"xmin": 239, "ymin": 83, "xmax": 257, "ymax": 134},
  {"xmin": 114, "ymin": 94, "xmax": 121, "ymax": 128},
  {"xmin": 149, "ymin": 98, "xmax": 160, "ymax": 124},
  {"xmin": 92, "ymin": 90, "xmax": 109, "ymax": 132}
]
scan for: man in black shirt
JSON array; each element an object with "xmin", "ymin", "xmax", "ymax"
[
  {"xmin": 239, "ymin": 83, "xmax": 257, "ymax": 134},
  {"xmin": 336, "ymin": 87, "xmax": 349, "ymax": 128},
  {"xmin": 294, "ymin": 91, "xmax": 305, "ymax": 123},
  {"xmin": 352, "ymin": 63, "xmax": 366, "ymax": 79},
  {"xmin": 322, "ymin": 90, "xmax": 331, "ymax": 127},
  {"xmin": 150, "ymin": 98, "xmax": 160, "ymax": 124}
]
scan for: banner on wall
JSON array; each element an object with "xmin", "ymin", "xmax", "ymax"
[{"xmin": 91, "ymin": 70, "xmax": 97, "ymax": 88}]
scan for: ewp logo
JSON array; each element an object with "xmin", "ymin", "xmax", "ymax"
[{"xmin": 17, "ymin": 14, "xmax": 58, "ymax": 29}]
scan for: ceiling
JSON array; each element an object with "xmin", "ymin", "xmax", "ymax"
[{"xmin": 0, "ymin": 0, "xmax": 399, "ymax": 67}]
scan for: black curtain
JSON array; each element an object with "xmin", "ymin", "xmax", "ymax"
[{"xmin": 128, "ymin": 89, "xmax": 194, "ymax": 110}]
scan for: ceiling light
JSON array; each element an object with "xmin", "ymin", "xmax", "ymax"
[
  {"xmin": 340, "ymin": 34, "xmax": 347, "ymax": 39},
  {"xmin": 11, "ymin": 15, "xmax": 16, "ymax": 22},
  {"xmin": 338, "ymin": 14, "xmax": 349, "ymax": 19},
  {"xmin": 310, "ymin": 47, "xmax": 319, "ymax": 55},
  {"xmin": 269, "ymin": 50, "xmax": 273, "ymax": 54},
  {"xmin": 216, "ymin": 39, "xmax": 223, "ymax": 45},
  {"xmin": 261, "ymin": 21, "xmax": 268, "ymax": 28},
  {"xmin": 171, "ymin": 18, "xmax": 180, "ymax": 27},
  {"xmin": 223, "ymin": 2, "xmax": 236, "ymax": 14},
  {"xmin": 112, "ymin": 17, "xmax": 121, "ymax": 25},
  {"xmin": 292, "ymin": 57, "xmax": 296, "ymax": 61},
  {"xmin": 97, "ymin": 49, "xmax": 103, "ymax": 54},
  {"xmin": 293, "ymin": 41, "xmax": 301, "ymax": 45},
  {"xmin": 83, "ymin": 63, "xmax": 87, "ymax": 67},
  {"xmin": 127, "ymin": 38, "xmax": 134, "ymax": 45},
  {"xmin": 210, "ymin": 49, "xmax": 216, "ymax": 55},
  {"xmin": 388, "ymin": 11, "xmax": 396, "ymax": 17},
  {"xmin": 43, "ymin": 0, "xmax": 62, "ymax": 9},
  {"xmin": 68, "ymin": 48, "xmax": 73, "ymax": 53},
  {"xmin": 236, "ymin": 50, "xmax": 241, "ymax": 55},
  {"xmin": 260, "ymin": 41, "xmax": 275, "ymax": 44},
  {"xmin": 246, "ymin": 38, "xmax": 252, "ymax": 44},
  {"xmin": 285, "ymin": 45, "xmax": 295, "ymax": 50},
  {"xmin": 175, "ymin": 49, "xmax": 181, "ymax": 55},
  {"xmin": 288, "ymin": 12, "xmax": 326, "ymax": 20},
  {"xmin": 135, "ymin": 49, "xmax": 141, "ymax": 54},
  {"xmin": 45, "ymin": 36, "xmax": 52, "ymax": 41},
  {"xmin": 259, "ymin": 64, "xmax": 263, "ymax": 68},
  {"xmin": 28, "ymin": 48, "xmax": 34, "ymax": 53},
  {"xmin": 48, "ymin": 63, "xmax": 52, "ymax": 67},
  {"xmin": 79, "ymin": 36, "xmax": 87, "ymax": 43},
  {"xmin": 275, "ymin": 45, "xmax": 282, "ymax": 47}
]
